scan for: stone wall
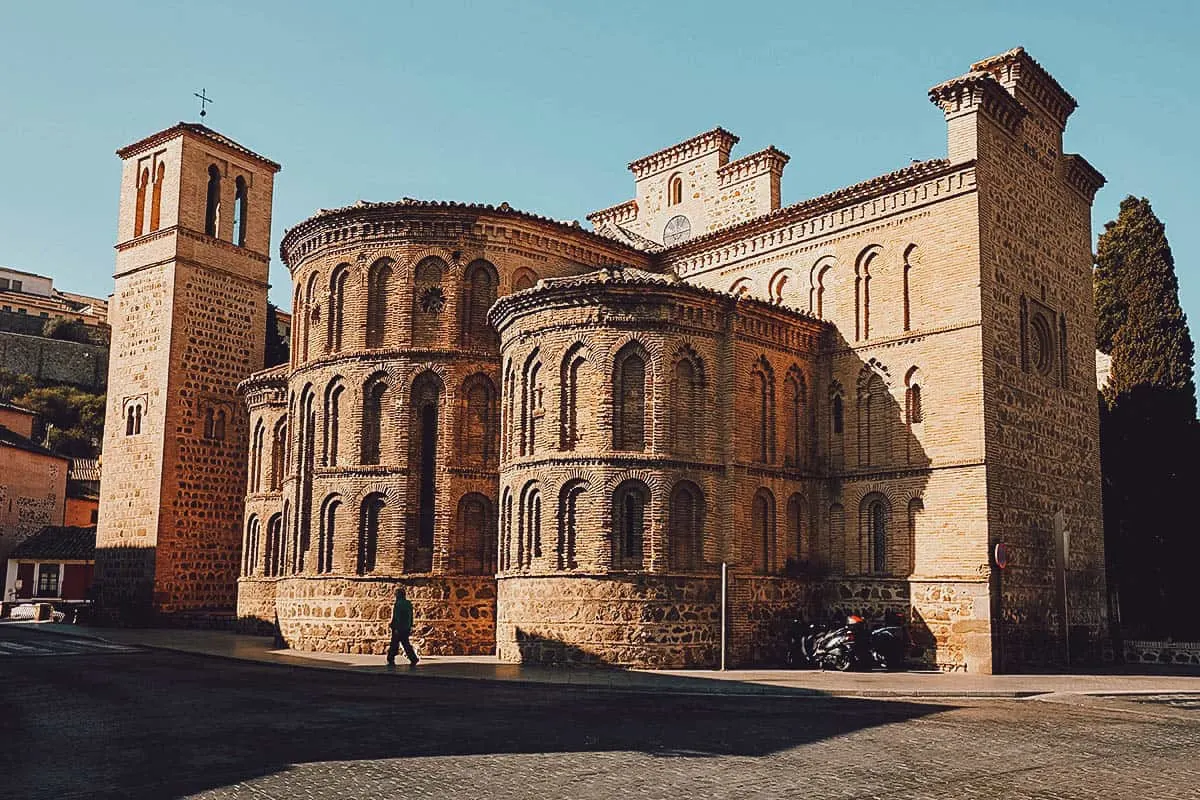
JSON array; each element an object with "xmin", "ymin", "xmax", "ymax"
[
  {"xmin": 0, "ymin": 331, "xmax": 108, "ymax": 389},
  {"xmin": 269, "ymin": 575, "xmax": 495, "ymax": 655},
  {"xmin": 1122, "ymin": 640, "xmax": 1200, "ymax": 668},
  {"xmin": 498, "ymin": 574, "xmax": 720, "ymax": 667}
]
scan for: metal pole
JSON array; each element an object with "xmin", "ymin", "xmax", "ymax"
[{"xmin": 720, "ymin": 561, "xmax": 728, "ymax": 671}]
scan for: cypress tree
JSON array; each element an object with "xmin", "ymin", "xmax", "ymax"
[{"xmin": 1096, "ymin": 196, "xmax": 1198, "ymax": 637}]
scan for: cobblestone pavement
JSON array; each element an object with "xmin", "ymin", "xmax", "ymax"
[{"xmin": 2, "ymin": 626, "xmax": 1199, "ymax": 800}]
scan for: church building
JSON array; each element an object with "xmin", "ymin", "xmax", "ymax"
[{"xmin": 95, "ymin": 48, "xmax": 1106, "ymax": 672}]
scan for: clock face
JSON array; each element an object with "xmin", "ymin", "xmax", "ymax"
[{"xmin": 663, "ymin": 215, "xmax": 692, "ymax": 246}]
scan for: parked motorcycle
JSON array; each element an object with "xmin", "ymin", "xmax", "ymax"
[{"xmin": 787, "ymin": 612, "xmax": 910, "ymax": 671}]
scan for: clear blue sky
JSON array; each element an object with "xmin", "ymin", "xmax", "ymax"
[{"xmin": 1, "ymin": 0, "xmax": 1195, "ymax": 350}]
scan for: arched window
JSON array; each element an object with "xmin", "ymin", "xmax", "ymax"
[
  {"xmin": 249, "ymin": 420, "xmax": 265, "ymax": 492},
  {"xmin": 324, "ymin": 380, "xmax": 344, "ymax": 466},
  {"xmin": 752, "ymin": 357, "xmax": 775, "ymax": 463},
  {"xmin": 270, "ymin": 419, "xmax": 286, "ymax": 490},
  {"xmin": 358, "ymin": 494, "xmax": 385, "ymax": 574},
  {"xmin": 204, "ymin": 165, "xmax": 221, "ymax": 237},
  {"xmin": 906, "ymin": 383, "xmax": 923, "ymax": 425},
  {"xmin": 669, "ymin": 481, "xmax": 705, "ymax": 571},
  {"xmin": 244, "ymin": 516, "xmax": 260, "ymax": 576},
  {"xmin": 231, "ymin": 176, "xmax": 248, "ymax": 247},
  {"xmin": 672, "ymin": 351, "xmax": 703, "ymax": 458},
  {"xmin": 752, "ymin": 488, "xmax": 775, "ymax": 574},
  {"xmin": 327, "ymin": 264, "xmax": 349, "ymax": 353},
  {"xmin": 214, "ymin": 409, "xmax": 226, "ymax": 441},
  {"xmin": 559, "ymin": 344, "xmax": 586, "ymax": 451},
  {"xmin": 903, "ymin": 244, "xmax": 917, "ymax": 332},
  {"xmin": 412, "ymin": 256, "xmax": 447, "ymax": 349},
  {"xmin": 457, "ymin": 493, "xmax": 495, "ymax": 575},
  {"xmin": 134, "ymin": 168, "xmax": 149, "ymax": 237},
  {"xmin": 862, "ymin": 494, "xmax": 889, "ymax": 575},
  {"xmin": 366, "ymin": 258, "xmax": 393, "ymax": 348},
  {"xmin": 295, "ymin": 389, "xmax": 316, "ymax": 574},
  {"xmin": 783, "ymin": 368, "xmax": 807, "ymax": 468},
  {"xmin": 857, "ymin": 369, "xmax": 890, "ymax": 468},
  {"xmin": 810, "ymin": 258, "xmax": 835, "ymax": 319},
  {"xmin": 613, "ymin": 343, "xmax": 648, "ymax": 452},
  {"xmin": 521, "ymin": 350, "xmax": 542, "ymax": 456},
  {"xmin": 302, "ymin": 272, "xmax": 320, "ymax": 362},
  {"xmin": 786, "ymin": 493, "xmax": 805, "ymax": 566},
  {"xmin": 265, "ymin": 514, "xmax": 283, "ymax": 577},
  {"xmin": 518, "ymin": 483, "xmax": 541, "ymax": 568},
  {"xmin": 125, "ymin": 402, "xmax": 143, "ymax": 436},
  {"xmin": 832, "ymin": 392, "xmax": 844, "ymax": 435},
  {"xmin": 557, "ymin": 480, "xmax": 586, "ymax": 570},
  {"xmin": 855, "ymin": 247, "xmax": 879, "ymax": 341},
  {"xmin": 362, "ymin": 378, "xmax": 388, "ymax": 465},
  {"xmin": 668, "ymin": 174, "xmax": 683, "ymax": 206},
  {"xmin": 500, "ymin": 487, "xmax": 513, "ymax": 571},
  {"xmin": 503, "ymin": 359, "xmax": 516, "ymax": 460},
  {"xmin": 461, "ymin": 259, "xmax": 498, "ymax": 348},
  {"xmin": 150, "ymin": 162, "xmax": 165, "ymax": 232},
  {"xmin": 613, "ymin": 480, "xmax": 648, "ymax": 569},
  {"xmin": 408, "ymin": 371, "xmax": 443, "ymax": 569},
  {"xmin": 318, "ymin": 497, "xmax": 340, "ymax": 575},
  {"xmin": 462, "ymin": 374, "xmax": 498, "ymax": 467}
]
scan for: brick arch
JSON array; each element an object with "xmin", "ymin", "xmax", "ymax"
[
  {"xmin": 768, "ymin": 267, "xmax": 794, "ymax": 305},
  {"xmin": 808, "ymin": 253, "xmax": 839, "ymax": 316},
  {"xmin": 350, "ymin": 481, "xmax": 404, "ymax": 510},
  {"xmin": 403, "ymin": 245, "xmax": 461, "ymax": 279},
  {"xmin": 509, "ymin": 267, "xmax": 539, "ymax": 293},
  {"xmin": 401, "ymin": 362, "xmax": 454, "ymax": 397},
  {"xmin": 729, "ymin": 275, "xmax": 753, "ymax": 298},
  {"xmin": 602, "ymin": 333, "xmax": 665, "ymax": 378}
]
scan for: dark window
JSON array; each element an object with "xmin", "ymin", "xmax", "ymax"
[
  {"xmin": 204, "ymin": 165, "xmax": 221, "ymax": 237},
  {"xmin": 359, "ymin": 495, "xmax": 384, "ymax": 574},
  {"xmin": 869, "ymin": 500, "xmax": 887, "ymax": 574},
  {"xmin": 231, "ymin": 176, "xmax": 248, "ymax": 247},
  {"xmin": 36, "ymin": 564, "xmax": 60, "ymax": 597},
  {"xmin": 319, "ymin": 499, "xmax": 339, "ymax": 575},
  {"xmin": 613, "ymin": 480, "xmax": 648, "ymax": 569},
  {"xmin": 613, "ymin": 345, "xmax": 647, "ymax": 451}
]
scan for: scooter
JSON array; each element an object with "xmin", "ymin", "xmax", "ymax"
[
  {"xmin": 867, "ymin": 610, "xmax": 909, "ymax": 671},
  {"xmin": 801, "ymin": 615, "xmax": 871, "ymax": 671}
]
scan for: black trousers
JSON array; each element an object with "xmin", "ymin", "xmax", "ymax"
[{"xmin": 387, "ymin": 629, "xmax": 418, "ymax": 663}]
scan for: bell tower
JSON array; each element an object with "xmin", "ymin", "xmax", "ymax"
[{"xmin": 95, "ymin": 123, "xmax": 281, "ymax": 622}]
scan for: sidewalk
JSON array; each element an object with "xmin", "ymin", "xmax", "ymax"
[{"xmin": 16, "ymin": 621, "xmax": 1200, "ymax": 699}]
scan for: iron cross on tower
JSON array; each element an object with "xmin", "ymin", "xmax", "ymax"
[{"xmin": 194, "ymin": 89, "xmax": 213, "ymax": 119}]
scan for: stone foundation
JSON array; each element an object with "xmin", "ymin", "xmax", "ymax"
[
  {"xmin": 498, "ymin": 574, "xmax": 723, "ymax": 668},
  {"xmin": 727, "ymin": 575, "xmax": 812, "ymax": 667},
  {"xmin": 256, "ymin": 575, "xmax": 496, "ymax": 655}
]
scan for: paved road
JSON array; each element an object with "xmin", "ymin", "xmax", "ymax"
[{"xmin": 2, "ymin": 625, "xmax": 1199, "ymax": 800}]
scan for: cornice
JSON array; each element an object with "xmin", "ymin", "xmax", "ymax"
[
  {"xmin": 929, "ymin": 72, "xmax": 1028, "ymax": 135},
  {"xmin": 971, "ymin": 47, "xmax": 1077, "ymax": 129},
  {"xmin": 586, "ymin": 198, "xmax": 638, "ymax": 227},
  {"xmin": 1063, "ymin": 154, "xmax": 1106, "ymax": 203},
  {"xmin": 717, "ymin": 146, "xmax": 790, "ymax": 188},
  {"xmin": 662, "ymin": 160, "xmax": 972, "ymax": 277},
  {"xmin": 280, "ymin": 199, "xmax": 647, "ymax": 272},
  {"xmin": 627, "ymin": 127, "xmax": 739, "ymax": 180},
  {"xmin": 116, "ymin": 122, "xmax": 281, "ymax": 172}
]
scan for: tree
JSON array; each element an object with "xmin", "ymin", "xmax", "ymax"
[
  {"xmin": 42, "ymin": 316, "xmax": 93, "ymax": 344},
  {"xmin": 1096, "ymin": 196, "xmax": 1199, "ymax": 637}
]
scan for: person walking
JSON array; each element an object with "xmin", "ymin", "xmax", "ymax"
[{"xmin": 386, "ymin": 587, "xmax": 419, "ymax": 666}]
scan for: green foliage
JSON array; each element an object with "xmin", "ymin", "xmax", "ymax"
[
  {"xmin": 42, "ymin": 316, "xmax": 93, "ymax": 344},
  {"xmin": 0, "ymin": 377, "xmax": 106, "ymax": 458},
  {"xmin": 1095, "ymin": 196, "xmax": 1200, "ymax": 637}
]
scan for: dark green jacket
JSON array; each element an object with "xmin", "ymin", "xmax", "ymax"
[{"xmin": 390, "ymin": 596, "xmax": 414, "ymax": 633}]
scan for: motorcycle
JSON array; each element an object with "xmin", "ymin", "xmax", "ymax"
[
  {"xmin": 787, "ymin": 612, "xmax": 911, "ymax": 671},
  {"xmin": 801, "ymin": 615, "xmax": 871, "ymax": 671}
]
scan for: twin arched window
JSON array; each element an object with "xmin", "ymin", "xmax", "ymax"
[
  {"xmin": 124, "ymin": 401, "xmax": 144, "ymax": 436},
  {"xmin": 752, "ymin": 357, "xmax": 776, "ymax": 463},
  {"xmin": 327, "ymin": 265, "xmax": 349, "ymax": 353},
  {"xmin": 203, "ymin": 407, "xmax": 227, "ymax": 441}
]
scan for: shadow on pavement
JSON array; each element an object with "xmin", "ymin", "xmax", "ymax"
[{"xmin": 0, "ymin": 625, "xmax": 953, "ymax": 800}]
